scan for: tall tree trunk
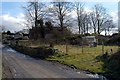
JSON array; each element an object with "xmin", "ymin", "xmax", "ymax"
[
  {"xmin": 83, "ymin": 23, "xmax": 85, "ymax": 34},
  {"xmin": 97, "ymin": 19, "xmax": 100, "ymax": 34},
  {"xmin": 86, "ymin": 23, "xmax": 89, "ymax": 34},
  {"xmin": 94, "ymin": 28, "xmax": 96, "ymax": 34},
  {"xmin": 60, "ymin": 19, "xmax": 63, "ymax": 31},
  {"xmin": 78, "ymin": 21, "xmax": 81, "ymax": 34},
  {"xmin": 35, "ymin": 2, "xmax": 38, "ymax": 27},
  {"xmin": 105, "ymin": 28, "xmax": 107, "ymax": 36},
  {"xmin": 58, "ymin": 3, "xmax": 63, "ymax": 31}
]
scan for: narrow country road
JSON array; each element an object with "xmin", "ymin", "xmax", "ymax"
[{"xmin": 2, "ymin": 45, "xmax": 96, "ymax": 79}]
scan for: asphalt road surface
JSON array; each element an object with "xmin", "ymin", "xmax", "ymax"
[{"xmin": 2, "ymin": 45, "xmax": 97, "ymax": 79}]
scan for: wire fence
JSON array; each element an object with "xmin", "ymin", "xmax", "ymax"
[
  {"xmin": 54, "ymin": 44, "xmax": 119, "ymax": 55},
  {"xmin": 13, "ymin": 39, "xmax": 119, "ymax": 55}
]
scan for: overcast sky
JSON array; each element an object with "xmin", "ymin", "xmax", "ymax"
[{"xmin": 0, "ymin": 0, "xmax": 119, "ymax": 34}]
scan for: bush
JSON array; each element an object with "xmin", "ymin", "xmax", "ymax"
[
  {"xmin": 96, "ymin": 50, "xmax": 120, "ymax": 80},
  {"xmin": 98, "ymin": 50, "xmax": 120, "ymax": 80},
  {"xmin": 106, "ymin": 50, "xmax": 120, "ymax": 80},
  {"xmin": 105, "ymin": 33, "xmax": 120, "ymax": 46}
]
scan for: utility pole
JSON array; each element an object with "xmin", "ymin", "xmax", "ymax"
[
  {"xmin": 82, "ymin": 39, "xmax": 83, "ymax": 54},
  {"xmin": 65, "ymin": 38, "xmax": 68, "ymax": 53}
]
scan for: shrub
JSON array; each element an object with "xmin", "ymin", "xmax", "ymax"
[{"xmin": 105, "ymin": 33, "xmax": 120, "ymax": 46}]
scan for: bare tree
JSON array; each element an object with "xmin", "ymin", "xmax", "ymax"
[
  {"xmin": 23, "ymin": 1, "xmax": 47, "ymax": 39},
  {"xmin": 81, "ymin": 13, "xmax": 91, "ymax": 34},
  {"xmin": 89, "ymin": 12, "xmax": 97, "ymax": 34},
  {"xmin": 50, "ymin": 2, "xmax": 72, "ymax": 31},
  {"xmin": 73, "ymin": 2, "xmax": 92, "ymax": 35},
  {"xmin": 85, "ymin": 13, "xmax": 91, "ymax": 34},
  {"xmin": 23, "ymin": 1, "xmax": 46, "ymax": 28},
  {"xmin": 102, "ymin": 19, "xmax": 115, "ymax": 36},
  {"xmin": 73, "ymin": 2, "xmax": 85, "ymax": 34},
  {"xmin": 90, "ymin": 4, "xmax": 109, "ymax": 34}
]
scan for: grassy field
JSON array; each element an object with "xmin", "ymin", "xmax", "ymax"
[
  {"xmin": 12, "ymin": 40, "xmax": 119, "ymax": 73},
  {"xmin": 46, "ymin": 45, "xmax": 119, "ymax": 73}
]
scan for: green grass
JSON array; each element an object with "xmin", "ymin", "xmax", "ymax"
[
  {"xmin": 46, "ymin": 45, "xmax": 119, "ymax": 73},
  {"xmin": 12, "ymin": 40, "xmax": 119, "ymax": 73}
]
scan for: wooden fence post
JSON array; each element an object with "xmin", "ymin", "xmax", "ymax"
[
  {"xmin": 66, "ymin": 39, "xmax": 68, "ymax": 53},
  {"xmin": 102, "ymin": 41, "xmax": 104, "ymax": 54}
]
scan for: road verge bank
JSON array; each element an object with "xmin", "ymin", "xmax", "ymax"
[
  {"xmin": 9, "ymin": 44, "xmax": 55, "ymax": 59},
  {"xmin": 9, "ymin": 44, "xmax": 120, "ymax": 80}
]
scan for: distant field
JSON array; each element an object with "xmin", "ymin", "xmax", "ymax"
[{"xmin": 47, "ymin": 45, "xmax": 119, "ymax": 73}]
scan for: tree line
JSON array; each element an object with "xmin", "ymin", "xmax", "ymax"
[{"xmin": 23, "ymin": 1, "xmax": 116, "ymax": 36}]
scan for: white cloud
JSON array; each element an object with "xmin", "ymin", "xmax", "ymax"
[
  {"xmin": 110, "ymin": 11, "xmax": 118, "ymax": 23},
  {"xmin": 69, "ymin": 10, "xmax": 77, "ymax": 18},
  {"xmin": 0, "ymin": 13, "xmax": 27, "ymax": 32},
  {"xmin": 110, "ymin": 11, "xmax": 118, "ymax": 32},
  {"xmin": 69, "ymin": 7, "xmax": 92, "ymax": 19},
  {"xmin": 84, "ymin": 7, "xmax": 92, "ymax": 13}
]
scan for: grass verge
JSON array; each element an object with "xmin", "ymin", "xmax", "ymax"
[{"xmin": 46, "ymin": 45, "xmax": 119, "ymax": 74}]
